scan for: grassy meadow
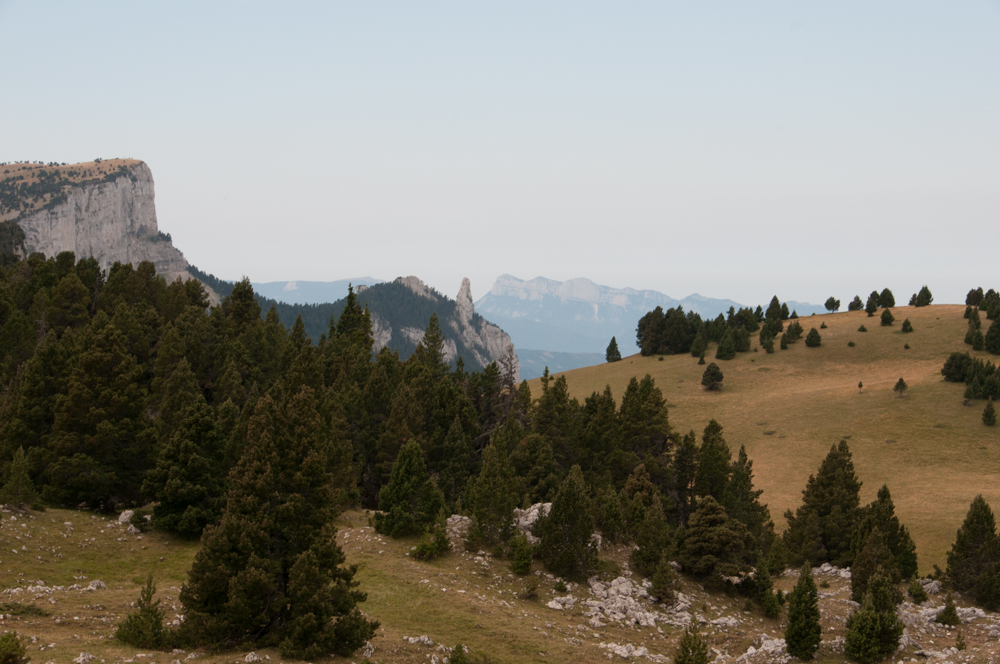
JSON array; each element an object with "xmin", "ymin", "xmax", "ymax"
[{"xmin": 528, "ymin": 303, "xmax": 999, "ymax": 572}]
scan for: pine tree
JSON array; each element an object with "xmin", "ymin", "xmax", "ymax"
[
  {"xmin": 779, "ymin": 333, "xmax": 788, "ymax": 350},
  {"xmin": 414, "ymin": 313, "xmax": 448, "ymax": 378},
  {"xmin": 437, "ymin": 416, "xmax": 475, "ymax": 507},
  {"xmin": 535, "ymin": 465, "xmax": 597, "ymax": 578},
  {"xmin": 695, "ymin": 420, "xmax": 731, "ymax": 501},
  {"xmin": 850, "ymin": 529, "xmax": 899, "ymax": 602},
  {"xmin": 848, "ymin": 295, "xmax": 864, "ymax": 311},
  {"xmin": 785, "ymin": 564, "xmax": 821, "ymax": 660},
  {"xmin": 901, "ymin": 318, "xmax": 913, "ymax": 333},
  {"xmin": 845, "ymin": 571, "xmax": 904, "ymax": 663},
  {"xmin": 115, "ymin": 574, "xmax": 167, "ymax": 649},
  {"xmin": 674, "ymin": 628, "xmax": 709, "ymax": 664},
  {"xmin": 0, "ymin": 447, "xmax": 39, "ymax": 509},
  {"xmin": 759, "ymin": 328, "xmax": 774, "ymax": 353},
  {"xmin": 509, "ymin": 534, "xmax": 533, "ymax": 575},
  {"xmin": 936, "ymin": 593, "xmax": 960, "ymax": 626},
  {"xmin": 915, "ymin": 285, "xmax": 933, "ymax": 307},
  {"xmin": 865, "ymin": 293, "xmax": 878, "ymax": 317},
  {"xmin": 734, "ymin": 326, "xmax": 751, "ymax": 353},
  {"xmin": 851, "ymin": 485, "xmax": 918, "ymax": 580},
  {"xmin": 630, "ymin": 499, "xmax": 673, "ymax": 576},
  {"xmin": 466, "ymin": 443, "xmax": 518, "ymax": 544},
  {"xmin": 781, "ymin": 303, "xmax": 790, "ymax": 320},
  {"xmin": 985, "ymin": 400, "xmax": 997, "ymax": 426},
  {"xmin": 878, "ymin": 288, "xmax": 895, "ymax": 308},
  {"xmin": 678, "ymin": 496, "xmax": 751, "ymax": 579},
  {"xmin": 805, "ymin": 328, "xmax": 822, "ymax": 347},
  {"xmin": 824, "ymin": 297, "xmax": 840, "ymax": 313},
  {"xmin": 179, "ymin": 388, "xmax": 377, "ymax": 657},
  {"xmin": 715, "ymin": 328, "xmax": 736, "ymax": 360},
  {"xmin": 880, "ymin": 308, "xmax": 894, "ymax": 327},
  {"xmin": 700, "ymin": 363, "xmax": 724, "ymax": 390},
  {"xmin": 947, "ymin": 495, "xmax": 998, "ymax": 593},
  {"xmin": 651, "ymin": 554, "xmax": 680, "ymax": 604},
  {"xmin": 374, "ymin": 440, "xmax": 445, "ymax": 538},
  {"xmin": 142, "ymin": 400, "xmax": 226, "ymax": 537},
  {"xmin": 721, "ymin": 445, "xmax": 773, "ymax": 545},
  {"xmin": 784, "ymin": 441, "xmax": 862, "ymax": 567},
  {"xmin": 893, "ymin": 377, "xmax": 907, "ymax": 397},
  {"xmin": 605, "ymin": 336, "xmax": 622, "ymax": 363},
  {"xmin": 985, "ymin": 320, "xmax": 1000, "ymax": 354}
]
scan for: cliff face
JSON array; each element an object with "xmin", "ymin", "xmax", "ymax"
[
  {"xmin": 15, "ymin": 162, "xmax": 195, "ymax": 286},
  {"xmin": 379, "ymin": 276, "xmax": 520, "ymax": 382}
]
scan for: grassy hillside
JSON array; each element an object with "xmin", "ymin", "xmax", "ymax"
[{"xmin": 529, "ymin": 304, "xmax": 998, "ymax": 572}]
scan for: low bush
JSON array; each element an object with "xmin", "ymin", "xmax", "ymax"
[
  {"xmin": 0, "ymin": 632, "xmax": 28, "ymax": 664},
  {"xmin": 908, "ymin": 580, "xmax": 928, "ymax": 604}
]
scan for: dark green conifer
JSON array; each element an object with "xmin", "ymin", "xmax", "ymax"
[
  {"xmin": 781, "ymin": 303, "xmax": 790, "ymax": 319},
  {"xmin": 878, "ymin": 288, "xmax": 895, "ymax": 308},
  {"xmin": 824, "ymin": 297, "xmax": 840, "ymax": 313},
  {"xmin": 509, "ymin": 534, "xmax": 533, "ymax": 575},
  {"xmin": 700, "ymin": 363, "xmax": 724, "ymax": 390},
  {"xmin": 466, "ymin": 443, "xmax": 518, "ymax": 544},
  {"xmin": 674, "ymin": 628, "xmax": 709, "ymax": 664},
  {"xmin": 374, "ymin": 440, "xmax": 445, "ymax": 538},
  {"xmin": 535, "ymin": 465, "xmax": 597, "ymax": 578},
  {"xmin": 722, "ymin": 445, "xmax": 773, "ymax": 545},
  {"xmin": 844, "ymin": 570, "xmax": 904, "ymax": 663},
  {"xmin": 715, "ymin": 328, "xmax": 736, "ymax": 360},
  {"xmin": 865, "ymin": 293, "xmax": 878, "ymax": 317},
  {"xmin": 0, "ymin": 447, "xmax": 39, "ymax": 509},
  {"xmin": 851, "ymin": 485, "xmax": 918, "ymax": 580},
  {"xmin": 784, "ymin": 441, "xmax": 862, "ymax": 567},
  {"xmin": 901, "ymin": 318, "xmax": 913, "ymax": 333},
  {"xmin": 437, "ymin": 416, "xmax": 475, "ymax": 506},
  {"xmin": 605, "ymin": 336, "xmax": 622, "ymax": 363},
  {"xmin": 936, "ymin": 593, "xmax": 960, "ymax": 626},
  {"xmin": 179, "ymin": 388, "xmax": 377, "ymax": 657},
  {"xmin": 759, "ymin": 328, "xmax": 774, "ymax": 353},
  {"xmin": 143, "ymin": 399, "xmax": 225, "ymax": 537},
  {"xmin": 779, "ymin": 333, "xmax": 788, "ymax": 350},
  {"xmin": 630, "ymin": 499, "xmax": 672, "ymax": 576},
  {"xmin": 880, "ymin": 308, "xmax": 894, "ymax": 326},
  {"xmin": 893, "ymin": 377, "xmax": 907, "ymax": 397},
  {"xmin": 848, "ymin": 295, "xmax": 864, "ymax": 311},
  {"xmin": 985, "ymin": 400, "xmax": 997, "ymax": 426},
  {"xmin": 850, "ymin": 529, "xmax": 899, "ymax": 602},
  {"xmin": 947, "ymin": 495, "xmax": 998, "ymax": 592},
  {"xmin": 734, "ymin": 326, "xmax": 751, "ymax": 352},
  {"xmin": 805, "ymin": 328, "xmax": 821, "ymax": 347},
  {"xmin": 678, "ymin": 496, "xmax": 751, "ymax": 579},
  {"xmin": 915, "ymin": 285, "xmax": 933, "ymax": 307},
  {"xmin": 695, "ymin": 420, "xmax": 731, "ymax": 501},
  {"xmin": 785, "ymin": 564, "xmax": 821, "ymax": 660},
  {"xmin": 115, "ymin": 574, "xmax": 167, "ymax": 649},
  {"xmin": 651, "ymin": 554, "xmax": 680, "ymax": 603}
]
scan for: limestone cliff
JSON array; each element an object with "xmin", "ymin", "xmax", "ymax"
[
  {"xmin": 12, "ymin": 161, "xmax": 198, "ymax": 288},
  {"xmin": 384, "ymin": 276, "xmax": 520, "ymax": 382}
]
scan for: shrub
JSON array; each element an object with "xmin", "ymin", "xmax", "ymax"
[
  {"xmin": 780, "ymin": 334, "xmax": 788, "ymax": 350},
  {"xmin": 554, "ymin": 579, "xmax": 567, "ymax": 592},
  {"xmin": 858, "ymin": 325, "xmax": 867, "ymax": 332},
  {"xmin": 904, "ymin": 343, "xmax": 910, "ymax": 349},
  {"xmin": 805, "ymin": 328, "xmax": 822, "ymax": 347},
  {"xmin": 985, "ymin": 401, "xmax": 997, "ymax": 427},
  {"xmin": 848, "ymin": 341, "xmax": 856, "ymax": 347},
  {"xmin": 881, "ymin": 309, "xmax": 894, "ymax": 327},
  {"xmin": 115, "ymin": 574, "xmax": 167, "ymax": 649},
  {"xmin": 517, "ymin": 576, "xmax": 540, "ymax": 600},
  {"xmin": 901, "ymin": 319, "xmax": 913, "ymax": 333},
  {"xmin": 0, "ymin": 633, "xmax": 28, "ymax": 664},
  {"xmin": 674, "ymin": 628, "xmax": 709, "ymax": 664},
  {"xmin": 820, "ymin": 322, "xmax": 828, "ymax": 329},
  {"xmin": 908, "ymin": 579, "xmax": 928, "ymax": 604},
  {"xmin": 412, "ymin": 521, "xmax": 451, "ymax": 561},
  {"xmin": 936, "ymin": 593, "xmax": 960, "ymax": 626}
]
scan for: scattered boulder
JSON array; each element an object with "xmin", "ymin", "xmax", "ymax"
[
  {"xmin": 445, "ymin": 514, "xmax": 471, "ymax": 544},
  {"xmin": 73, "ymin": 654, "xmax": 95, "ymax": 664},
  {"xmin": 118, "ymin": 510, "xmax": 134, "ymax": 524},
  {"xmin": 513, "ymin": 503, "xmax": 551, "ymax": 544},
  {"xmin": 243, "ymin": 653, "xmax": 261, "ymax": 663},
  {"xmin": 85, "ymin": 580, "xmax": 106, "ymax": 591}
]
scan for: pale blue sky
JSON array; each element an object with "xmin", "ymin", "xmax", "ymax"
[{"xmin": 2, "ymin": 1, "xmax": 998, "ymax": 307}]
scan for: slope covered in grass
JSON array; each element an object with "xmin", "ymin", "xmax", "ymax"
[{"xmin": 529, "ymin": 304, "xmax": 998, "ymax": 570}]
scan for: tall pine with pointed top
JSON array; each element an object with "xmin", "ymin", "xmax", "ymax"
[
  {"xmin": 851, "ymin": 485, "xmax": 918, "ymax": 580},
  {"xmin": 374, "ymin": 439, "xmax": 445, "ymax": 538},
  {"xmin": 785, "ymin": 564, "xmax": 821, "ymax": 660},
  {"xmin": 0, "ymin": 447, "xmax": 39, "ymax": 509},
  {"xmin": 606, "ymin": 336, "xmax": 622, "ymax": 362},
  {"xmin": 535, "ymin": 465, "xmax": 597, "ymax": 578},
  {"xmin": 947, "ymin": 495, "xmax": 998, "ymax": 593}
]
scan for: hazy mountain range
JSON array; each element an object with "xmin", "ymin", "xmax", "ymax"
[{"xmin": 251, "ymin": 278, "xmax": 381, "ymax": 305}]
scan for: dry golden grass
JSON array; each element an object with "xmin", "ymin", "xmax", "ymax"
[
  {"xmin": 1, "ymin": 159, "xmax": 142, "ymax": 221},
  {"xmin": 528, "ymin": 304, "xmax": 999, "ymax": 572}
]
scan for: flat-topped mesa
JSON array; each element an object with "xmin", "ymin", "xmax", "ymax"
[{"xmin": 7, "ymin": 160, "xmax": 200, "ymax": 289}]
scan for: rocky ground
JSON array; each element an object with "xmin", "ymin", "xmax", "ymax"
[{"xmin": 2, "ymin": 505, "xmax": 1000, "ymax": 664}]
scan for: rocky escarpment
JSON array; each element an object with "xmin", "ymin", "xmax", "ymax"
[
  {"xmin": 371, "ymin": 276, "xmax": 520, "ymax": 382},
  {"xmin": 13, "ymin": 161, "xmax": 196, "ymax": 287}
]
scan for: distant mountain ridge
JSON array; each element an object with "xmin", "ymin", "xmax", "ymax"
[
  {"xmin": 476, "ymin": 274, "xmax": 746, "ymax": 355},
  {"xmin": 251, "ymin": 278, "xmax": 381, "ymax": 305}
]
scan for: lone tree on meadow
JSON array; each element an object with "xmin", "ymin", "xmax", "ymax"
[
  {"xmin": 805, "ymin": 328, "xmax": 822, "ymax": 347},
  {"xmin": 825, "ymin": 297, "xmax": 841, "ymax": 313},
  {"xmin": 901, "ymin": 319, "xmax": 913, "ymax": 333},
  {"xmin": 893, "ymin": 378, "xmax": 908, "ymax": 397},
  {"xmin": 914, "ymin": 285, "xmax": 934, "ymax": 307},
  {"xmin": 865, "ymin": 293, "xmax": 878, "ymax": 317},
  {"xmin": 701, "ymin": 362, "xmax": 724, "ymax": 391},
  {"xmin": 0, "ymin": 447, "xmax": 39, "ymax": 509},
  {"xmin": 606, "ymin": 336, "xmax": 622, "ymax": 363},
  {"xmin": 985, "ymin": 400, "xmax": 997, "ymax": 427},
  {"xmin": 785, "ymin": 564, "xmax": 821, "ymax": 660},
  {"xmin": 881, "ymin": 308, "xmax": 894, "ymax": 327}
]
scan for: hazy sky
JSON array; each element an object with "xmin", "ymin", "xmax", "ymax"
[{"xmin": 2, "ymin": 2, "xmax": 998, "ymax": 307}]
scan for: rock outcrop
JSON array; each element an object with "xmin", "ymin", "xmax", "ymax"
[
  {"xmin": 15, "ymin": 161, "xmax": 199, "ymax": 288},
  {"xmin": 385, "ymin": 276, "xmax": 520, "ymax": 381}
]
